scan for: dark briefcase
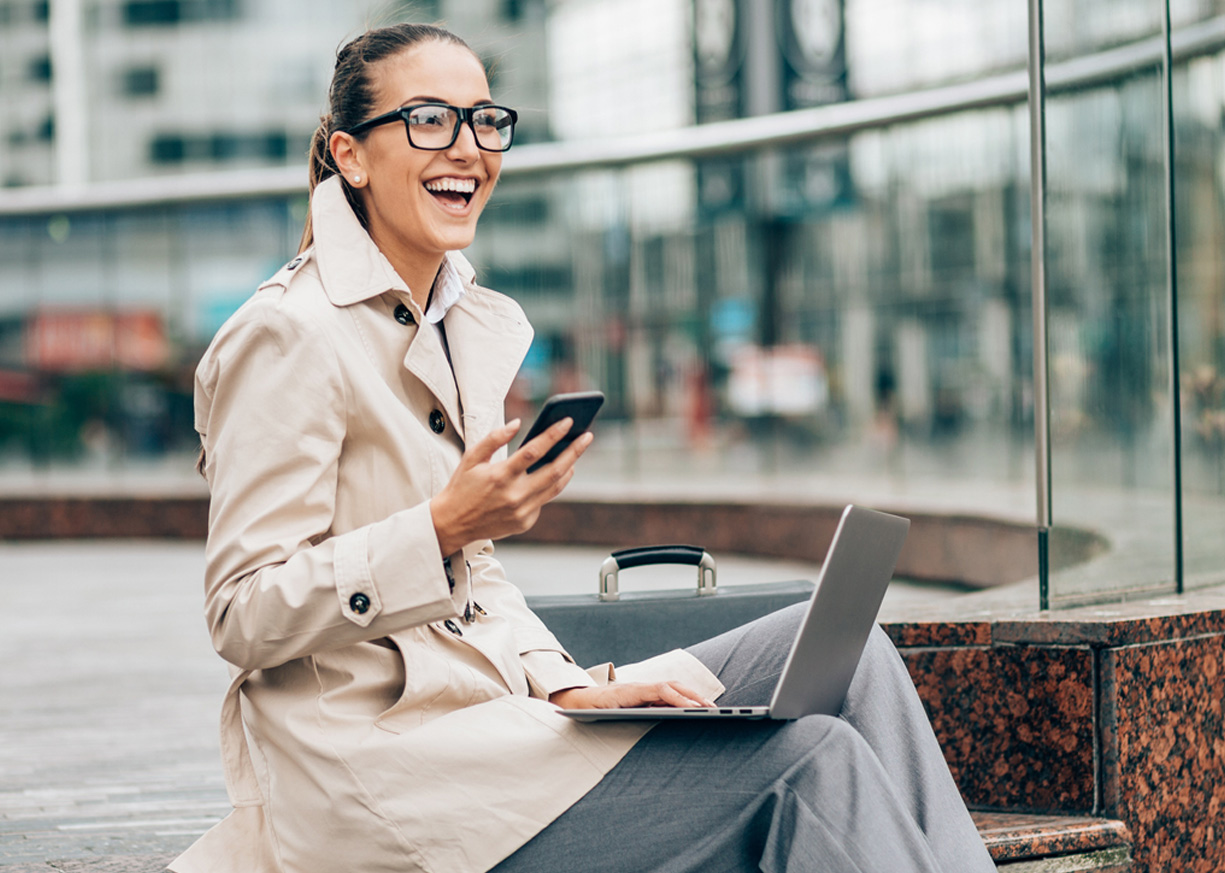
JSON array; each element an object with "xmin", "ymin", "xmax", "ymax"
[{"xmin": 525, "ymin": 545, "xmax": 815, "ymax": 668}]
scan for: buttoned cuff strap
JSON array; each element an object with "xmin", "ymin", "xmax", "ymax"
[{"xmin": 334, "ymin": 526, "xmax": 379, "ymax": 626}]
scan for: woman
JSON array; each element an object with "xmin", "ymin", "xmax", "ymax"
[{"xmin": 173, "ymin": 23, "xmax": 996, "ymax": 873}]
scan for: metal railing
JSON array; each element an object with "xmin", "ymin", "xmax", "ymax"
[{"xmin": 1, "ymin": 15, "xmax": 1222, "ymax": 216}]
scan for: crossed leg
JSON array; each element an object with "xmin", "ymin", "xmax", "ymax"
[{"xmin": 492, "ymin": 605, "xmax": 995, "ymax": 873}]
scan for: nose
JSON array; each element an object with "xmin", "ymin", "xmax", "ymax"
[{"xmin": 446, "ymin": 120, "xmax": 480, "ymax": 161}]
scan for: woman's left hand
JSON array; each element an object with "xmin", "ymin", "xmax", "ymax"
[{"xmin": 549, "ymin": 682, "xmax": 717, "ymax": 710}]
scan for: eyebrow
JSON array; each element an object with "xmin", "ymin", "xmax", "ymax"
[{"xmin": 397, "ymin": 95, "xmax": 495, "ymax": 107}]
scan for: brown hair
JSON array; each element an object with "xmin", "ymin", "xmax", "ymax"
[{"xmin": 298, "ymin": 23, "xmax": 476, "ymax": 252}]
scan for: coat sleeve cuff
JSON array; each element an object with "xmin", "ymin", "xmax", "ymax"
[
  {"xmin": 611, "ymin": 649, "xmax": 727, "ymax": 702},
  {"xmin": 360, "ymin": 501, "xmax": 469, "ymax": 623},
  {"xmin": 520, "ymin": 650, "xmax": 597, "ymax": 700}
]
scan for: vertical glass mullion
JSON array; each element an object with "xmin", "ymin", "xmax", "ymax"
[
  {"xmin": 1162, "ymin": 0, "xmax": 1184, "ymax": 593},
  {"xmin": 1028, "ymin": 0, "xmax": 1053, "ymax": 609}
]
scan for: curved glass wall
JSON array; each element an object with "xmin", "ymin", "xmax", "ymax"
[{"xmin": 0, "ymin": 2, "xmax": 1222, "ymax": 607}]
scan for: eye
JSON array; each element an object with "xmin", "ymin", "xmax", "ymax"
[
  {"xmin": 475, "ymin": 108, "xmax": 514, "ymax": 132},
  {"xmin": 410, "ymin": 106, "xmax": 453, "ymax": 128}
]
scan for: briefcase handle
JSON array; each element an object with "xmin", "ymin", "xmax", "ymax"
[{"xmin": 598, "ymin": 545, "xmax": 717, "ymax": 602}]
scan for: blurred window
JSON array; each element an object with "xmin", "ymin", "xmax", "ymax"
[
  {"xmin": 210, "ymin": 132, "xmax": 288, "ymax": 161},
  {"xmin": 149, "ymin": 134, "xmax": 186, "ymax": 163},
  {"xmin": 150, "ymin": 131, "xmax": 289, "ymax": 164},
  {"xmin": 486, "ymin": 195, "xmax": 550, "ymax": 225},
  {"xmin": 928, "ymin": 201, "xmax": 975, "ymax": 274},
  {"xmin": 121, "ymin": 66, "xmax": 160, "ymax": 98},
  {"xmin": 124, "ymin": 1, "xmax": 180, "ymax": 25},
  {"xmin": 501, "ymin": 0, "xmax": 543, "ymax": 22},
  {"xmin": 485, "ymin": 265, "xmax": 572, "ymax": 297},
  {"xmin": 28, "ymin": 54, "xmax": 51, "ymax": 83},
  {"xmin": 124, "ymin": 0, "xmax": 238, "ymax": 25},
  {"xmin": 123, "ymin": 0, "xmax": 238, "ymax": 26}
]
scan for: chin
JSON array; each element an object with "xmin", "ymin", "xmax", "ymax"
[
  {"xmin": 431, "ymin": 221, "xmax": 479, "ymax": 250},
  {"xmin": 434, "ymin": 231, "xmax": 476, "ymax": 252}
]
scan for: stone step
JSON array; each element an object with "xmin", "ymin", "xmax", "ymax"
[
  {"xmin": 0, "ymin": 813, "xmax": 1132, "ymax": 872},
  {"xmin": 975, "ymin": 812, "xmax": 1133, "ymax": 872}
]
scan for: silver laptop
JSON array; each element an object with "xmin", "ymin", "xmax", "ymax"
[{"xmin": 558, "ymin": 504, "xmax": 909, "ymax": 723}]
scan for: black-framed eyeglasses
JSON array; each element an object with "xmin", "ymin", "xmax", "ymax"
[{"xmin": 345, "ymin": 103, "xmax": 518, "ymax": 152}]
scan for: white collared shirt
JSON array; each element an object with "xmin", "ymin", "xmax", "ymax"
[{"xmin": 424, "ymin": 256, "xmax": 467, "ymax": 324}]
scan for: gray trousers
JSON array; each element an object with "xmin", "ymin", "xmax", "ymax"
[{"xmin": 492, "ymin": 604, "xmax": 997, "ymax": 873}]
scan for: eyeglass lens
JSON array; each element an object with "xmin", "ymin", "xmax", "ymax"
[{"xmin": 407, "ymin": 105, "xmax": 514, "ymax": 151}]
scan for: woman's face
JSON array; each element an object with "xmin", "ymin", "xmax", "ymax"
[{"xmin": 344, "ymin": 42, "xmax": 501, "ymax": 276}]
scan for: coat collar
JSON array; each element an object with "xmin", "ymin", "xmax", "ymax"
[{"xmin": 309, "ymin": 175, "xmax": 532, "ymax": 445}]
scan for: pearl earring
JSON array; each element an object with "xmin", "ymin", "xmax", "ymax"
[{"xmin": 354, "ymin": 175, "xmax": 362, "ymax": 184}]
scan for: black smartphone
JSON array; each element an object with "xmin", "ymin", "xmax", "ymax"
[{"xmin": 518, "ymin": 390, "xmax": 605, "ymax": 473}]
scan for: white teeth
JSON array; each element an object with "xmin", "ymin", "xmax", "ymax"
[{"xmin": 425, "ymin": 177, "xmax": 476, "ymax": 194}]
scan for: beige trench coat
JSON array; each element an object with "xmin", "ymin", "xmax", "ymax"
[{"xmin": 171, "ymin": 176, "xmax": 723, "ymax": 873}]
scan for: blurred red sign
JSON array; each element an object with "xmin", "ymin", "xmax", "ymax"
[
  {"xmin": 26, "ymin": 308, "xmax": 168, "ymax": 373},
  {"xmin": 0, "ymin": 369, "xmax": 40, "ymax": 402}
]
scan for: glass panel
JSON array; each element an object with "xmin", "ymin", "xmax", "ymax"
[
  {"xmin": 0, "ymin": 199, "xmax": 299, "ymax": 478},
  {"xmin": 472, "ymin": 104, "xmax": 1036, "ymax": 523},
  {"xmin": 1043, "ymin": 0, "xmax": 1177, "ymax": 604},
  {"xmin": 1174, "ymin": 46, "xmax": 1225, "ymax": 589}
]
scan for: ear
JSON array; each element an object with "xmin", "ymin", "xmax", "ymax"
[{"xmin": 329, "ymin": 131, "xmax": 366, "ymax": 187}]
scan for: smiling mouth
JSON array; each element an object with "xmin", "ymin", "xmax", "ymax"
[{"xmin": 424, "ymin": 177, "xmax": 477, "ymax": 211}]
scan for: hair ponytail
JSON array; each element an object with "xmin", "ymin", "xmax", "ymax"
[
  {"xmin": 298, "ymin": 116, "xmax": 338, "ymax": 252},
  {"xmin": 297, "ymin": 23, "xmax": 477, "ymax": 253}
]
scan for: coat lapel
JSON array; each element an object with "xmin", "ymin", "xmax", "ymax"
[
  {"xmin": 402, "ymin": 319, "xmax": 463, "ymax": 440},
  {"xmin": 443, "ymin": 280, "xmax": 534, "ymax": 449}
]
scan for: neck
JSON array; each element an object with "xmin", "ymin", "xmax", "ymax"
[{"xmin": 386, "ymin": 250, "xmax": 444, "ymax": 312}]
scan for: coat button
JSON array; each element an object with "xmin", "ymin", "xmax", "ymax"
[
  {"xmin": 393, "ymin": 303, "xmax": 414, "ymax": 325},
  {"xmin": 429, "ymin": 409, "xmax": 445, "ymax": 434},
  {"xmin": 349, "ymin": 592, "xmax": 371, "ymax": 615},
  {"xmin": 286, "ymin": 257, "xmax": 303, "ymax": 271}
]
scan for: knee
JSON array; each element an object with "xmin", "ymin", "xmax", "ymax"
[
  {"xmin": 859, "ymin": 624, "xmax": 906, "ymax": 678},
  {"xmin": 752, "ymin": 601, "xmax": 809, "ymax": 639},
  {"xmin": 866, "ymin": 622, "xmax": 895, "ymax": 655},
  {"xmin": 778, "ymin": 713, "xmax": 867, "ymax": 759}
]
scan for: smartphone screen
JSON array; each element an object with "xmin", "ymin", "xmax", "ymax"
[{"xmin": 519, "ymin": 391, "xmax": 605, "ymax": 473}]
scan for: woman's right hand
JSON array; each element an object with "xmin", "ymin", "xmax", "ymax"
[{"xmin": 429, "ymin": 417, "xmax": 593, "ymax": 557}]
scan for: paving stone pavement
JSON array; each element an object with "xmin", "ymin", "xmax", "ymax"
[
  {"xmin": 0, "ymin": 542, "xmax": 228, "ymax": 871},
  {"xmin": 0, "ymin": 538, "xmax": 961, "ymax": 871}
]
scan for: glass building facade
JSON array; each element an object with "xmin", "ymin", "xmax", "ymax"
[{"xmin": 0, "ymin": 0, "xmax": 1222, "ymax": 607}]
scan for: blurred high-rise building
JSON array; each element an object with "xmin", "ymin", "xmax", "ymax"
[{"xmin": 0, "ymin": 0, "xmax": 551, "ymax": 188}]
